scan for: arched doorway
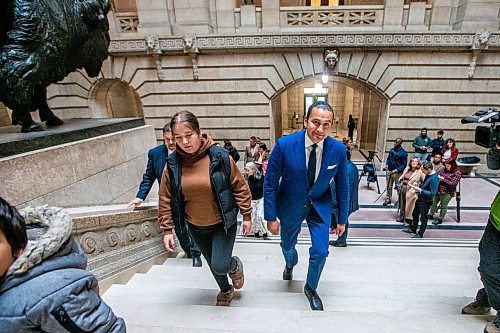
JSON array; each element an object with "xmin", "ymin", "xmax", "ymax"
[
  {"xmin": 89, "ymin": 79, "xmax": 144, "ymax": 119},
  {"xmin": 271, "ymin": 74, "xmax": 388, "ymax": 153}
]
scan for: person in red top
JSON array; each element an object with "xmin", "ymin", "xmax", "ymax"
[
  {"xmin": 441, "ymin": 138, "xmax": 459, "ymax": 163},
  {"xmin": 428, "ymin": 160, "xmax": 461, "ymax": 225}
]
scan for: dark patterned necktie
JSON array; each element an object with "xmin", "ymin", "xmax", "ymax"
[{"xmin": 308, "ymin": 144, "xmax": 317, "ymax": 189}]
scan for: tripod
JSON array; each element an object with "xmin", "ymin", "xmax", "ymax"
[{"xmin": 359, "ymin": 150, "xmax": 381, "ymax": 194}]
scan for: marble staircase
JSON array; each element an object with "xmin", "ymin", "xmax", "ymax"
[{"xmin": 102, "ymin": 238, "xmax": 495, "ymax": 333}]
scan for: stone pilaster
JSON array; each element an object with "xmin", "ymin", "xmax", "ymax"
[
  {"xmin": 216, "ymin": 0, "xmax": 236, "ymax": 34},
  {"xmin": 454, "ymin": 0, "xmax": 500, "ymax": 31},
  {"xmin": 406, "ymin": 2, "xmax": 427, "ymax": 31},
  {"xmin": 383, "ymin": 0, "xmax": 405, "ymax": 30},
  {"xmin": 137, "ymin": 0, "xmax": 173, "ymax": 36},
  {"xmin": 262, "ymin": 0, "xmax": 280, "ymax": 32},
  {"xmin": 430, "ymin": 0, "xmax": 454, "ymax": 31},
  {"xmin": 173, "ymin": 0, "xmax": 213, "ymax": 34}
]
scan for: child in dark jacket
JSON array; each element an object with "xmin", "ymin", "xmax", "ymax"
[{"xmin": 0, "ymin": 197, "xmax": 126, "ymax": 332}]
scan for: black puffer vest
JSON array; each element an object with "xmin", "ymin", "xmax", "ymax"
[{"xmin": 167, "ymin": 145, "xmax": 238, "ymax": 233}]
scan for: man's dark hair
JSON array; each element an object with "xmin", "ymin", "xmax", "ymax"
[
  {"xmin": 437, "ymin": 130, "xmax": 444, "ymax": 135},
  {"xmin": 250, "ymin": 136, "xmax": 256, "ymax": 140},
  {"xmin": 259, "ymin": 143, "xmax": 267, "ymax": 150},
  {"xmin": 434, "ymin": 153, "xmax": 442, "ymax": 157},
  {"xmin": 162, "ymin": 123, "xmax": 171, "ymax": 133},
  {"xmin": 422, "ymin": 161, "xmax": 433, "ymax": 170},
  {"xmin": 0, "ymin": 197, "xmax": 27, "ymax": 256},
  {"xmin": 421, "ymin": 128, "xmax": 428, "ymax": 131},
  {"xmin": 223, "ymin": 139, "xmax": 232, "ymax": 148},
  {"xmin": 306, "ymin": 101, "xmax": 334, "ymax": 118}
]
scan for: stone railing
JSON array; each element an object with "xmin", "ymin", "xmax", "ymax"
[
  {"xmin": 70, "ymin": 205, "xmax": 169, "ymax": 280},
  {"xmin": 115, "ymin": 12, "xmax": 139, "ymax": 33},
  {"xmin": 280, "ymin": 6, "xmax": 384, "ymax": 29}
]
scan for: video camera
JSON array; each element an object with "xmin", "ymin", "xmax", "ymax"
[{"xmin": 461, "ymin": 108, "xmax": 500, "ymax": 169}]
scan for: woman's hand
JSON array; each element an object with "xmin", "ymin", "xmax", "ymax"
[
  {"xmin": 163, "ymin": 234, "xmax": 176, "ymax": 252},
  {"xmin": 242, "ymin": 219, "xmax": 252, "ymax": 236}
]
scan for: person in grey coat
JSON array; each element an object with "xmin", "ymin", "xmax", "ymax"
[{"xmin": 0, "ymin": 197, "xmax": 126, "ymax": 332}]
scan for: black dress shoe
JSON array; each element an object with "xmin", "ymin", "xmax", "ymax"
[
  {"xmin": 329, "ymin": 240, "xmax": 347, "ymax": 247},
  {"xmin": 304, "ymin": 283, "xmax": 324, "ymax": 311},
  {"xmin": 192, "ymin": 256, "xmax": 202, "ymax": 267},
  {"xmin": 402, "ymin": 228, "xmax": 416, "ymax": 234},
  {"xmin": 283, "ymin": 266, "xmax": 293, "ymax": 280},
  {"xmin": 411, "ymin": 234, "xmax": 423, "ymax": 238}
]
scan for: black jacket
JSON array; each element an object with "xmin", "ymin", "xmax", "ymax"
[{"xmin": 166, "ymin": 145, "xmax": 238, "ymax": 233}]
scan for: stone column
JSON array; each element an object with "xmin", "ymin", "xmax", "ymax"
[
  {"xmin": 216, "ymin": 0, "xmax": 236, "ymax": 34},
  {"xmin": 262, "ymin": 0, "xmax": 280, "ymax": 32},
  {"xmin": 429, "ymin": 0, "xmax": 453, "ymax": 31},
  {"xmin": 173, "ymin": 0, "xmax": 212, "ymax": 34},
  {"xmin": 137, "ymin": 0, "xmax": 173, "ymax": 36},
  {"xmin": 455, "ymin": 0, "xmax": 500, "ymax": 31},
  {"xmin": 406, "ymin": 2, "xmax": 427, "ymax": 31},
  {"xmin": 383, "ymin": 0, "xmax": 405, "ymax": 31}
]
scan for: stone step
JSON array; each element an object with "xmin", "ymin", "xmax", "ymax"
[
  {"xmin": 103, "ymin": 280, "xmax": 481, "ymax": 315},
  {"xmin": 102, "ymin": 299, "xmax": 491, "ymax": 333}
]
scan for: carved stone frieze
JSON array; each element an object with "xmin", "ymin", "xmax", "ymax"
[
  {"xmin": 78, "ymin": 220, "xmax": 163, "ymax": 256},
  {"xmin": 109, "ymin": 33, "xmax": 500, "ymax": 55}
]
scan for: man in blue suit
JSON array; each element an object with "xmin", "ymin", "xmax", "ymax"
[
  {"xmin": 264, "ymin": 101, "xmax": 350, "ymax": 311},
  {"xmin": 128, "ymin": 123, "xmax": 202, "ymax": 267}
]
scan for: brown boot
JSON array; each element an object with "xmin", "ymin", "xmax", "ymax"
[
  {"xmin": 216, "ymin": 285, "xmax": 234, "ymax": 306},
  {"xmin": 229, "ymin": 256, "xmax": 245, "ymax": 290}
]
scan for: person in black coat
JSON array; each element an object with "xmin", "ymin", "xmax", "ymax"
[{"xmin": 347, "ymin": 114, "xmax": 355, "ymax": 140}]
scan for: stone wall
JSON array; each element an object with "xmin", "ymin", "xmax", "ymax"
[
  {"xmin": 46, "ymin": 44, "xmax": 498, "ymax": 168},
  {"xmin": 0, "ymin": 103, "xmax": 11, "ymax": 127},
  {"xmin": 0, "ymin": 125, "xmax": 157, "ymax": 208}
]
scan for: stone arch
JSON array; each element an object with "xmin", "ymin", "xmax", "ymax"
[{"xmin": 89, "ymin": 79, "xmax": 144, "ymax": 119}]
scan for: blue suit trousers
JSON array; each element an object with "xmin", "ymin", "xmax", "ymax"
[{"xmin": 281, "ymin": 206, "xmax": 330, "ymax": 290}]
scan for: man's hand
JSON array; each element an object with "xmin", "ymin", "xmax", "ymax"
[
  {"xmin": 336, "ymin": 224, "xmax": 346, "ymax": 236},
  {"xmin": 128, "ymin": 198, "xmax": 142, "ymax": 208},
  {"xmin": 163, "ymin": 234, "xmax": 176, "ymax": 252},
  {"xmin": 242, "ymin": 219, "xmax": 252, "ymax": 236},
  {"xmin": 267, "ymin": 220, "xmax": 280, "ymax": 235}
]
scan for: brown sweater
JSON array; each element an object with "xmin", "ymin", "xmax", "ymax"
[{"xmin": 158, "ymin": 137, "xmax": 252, "ymax": 235}]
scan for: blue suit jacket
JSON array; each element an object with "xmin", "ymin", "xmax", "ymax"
[
  {"xmin": 264, "ymin": 130, "xmax": 350, "ymax": 226},
  {"xmin": 136, "ymin": 144, "xmax": 168, "ymax": 200}
]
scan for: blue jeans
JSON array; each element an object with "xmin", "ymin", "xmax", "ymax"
[
  {"xmin": 281, "ymin": 206, "xmax": 330, "ymax": 290},
  {"xmin": 477, "ymin": 221, "xmax": 500, "ymax": 310},
  {"xmin": 415, "ymin": 152, "xmax": 428, "ymax": 162}
]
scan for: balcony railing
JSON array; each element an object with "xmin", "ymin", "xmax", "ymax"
[
  {"xmin": 280, "ymin": 6, "xmax": 384, "ymax": 29},
  {"xmin": 115, "ymin": 12, "xmax": 139, "ymax": 32}
]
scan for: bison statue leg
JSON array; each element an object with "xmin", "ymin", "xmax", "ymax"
[
  {"xmin": 34, "ymin": 88, "xmax": 64, "ymax": 127},
  {"xmin": 11, "ymin": 108, "xmax": 44, "ymax": 133}
]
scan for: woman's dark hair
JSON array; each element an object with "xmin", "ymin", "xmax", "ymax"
[
  {"xmin": 223, "ymin": 139, "xmax": 232, "ymax": 148},
  {"xmin": 446, "ymin": 138, "xmax": 456, "ymax": 149},
  {"xmin": 259, "ymin": 143, "xmax": 267, "ymax": 151},
  {"xmin": 445, "ymin": 159, "xmax": 458, "ymax": 170},
  {"xmin": 0, "ymin": 197, "xmax": 27, "ymax": 256},
  {"xmin": 170, "ymin": 111, "xmax": 200, "ymax": 134},
  {"xmin": 306, "ymin": 101, "xmax": 334, "ymax": 118}
]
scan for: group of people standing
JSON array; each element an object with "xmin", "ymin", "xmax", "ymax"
[
  {"xmin": 129, "ymin": 102, "xmax": 350, "ymax": 310},
  {"xmin": 383, "ymin": 128, "xmax": 462, "ymax": 238}
]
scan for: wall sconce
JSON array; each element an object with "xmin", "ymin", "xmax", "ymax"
[
  {"xmin": 321, "ymin": 74, "xmax": 329, "ymax": 84},
  {"xmin": 314, "ymin": 80, "xmax": 323, "ymax": 89}
]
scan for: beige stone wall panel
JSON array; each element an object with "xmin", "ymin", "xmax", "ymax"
[
  {"xmin": 391, "ymin": 92, "xmax": 500, "ymax": 105},
  {"xmin": 283, "ymin": 53, "xmax": 305, "ymax": 81},
  {"xmin": 358, "ymin": 52, "xmax": 381, "ymax": 80},
  {"xmin": 0, "ymin": 126, "xmax": 156, "ymax": 207},
  {"xmin": 298, "ymin": 52, "xmax": 315, "ymax": 77},
  {"xmin": 366, "ymin": 52, "xmax": 400, "ymax": 86},
  {"xmin": 142, "ymin": 104, "xmax": 271, "ymax": 118},
  {"xmin": 346, "ymin": 52, "xmax": 365, "ymax": 77}
]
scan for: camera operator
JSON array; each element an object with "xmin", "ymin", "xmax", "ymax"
[
  {"xmin": 462, "ymin": 142, "xmax": 500, "ymax": 333},
  {"xmin": 383, "ymin": 138, "xmax": 408, "ymax": 207}
]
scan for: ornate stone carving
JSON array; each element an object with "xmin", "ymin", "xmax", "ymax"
[
  {"xmin": 78, "ymin": 221, "xmax": 163, "ymax": 256},
  {"xmin": 472, "ymin": 30, "xmax": 491, "ymax": 51},
  {"xmin": 109, "ymin": 33, "xmax": 500, "ymax": 55},
  {"xmin": 145, "ymin": 35, "xmax": 165, "ymax": 80},
  {"xmin": 469, "ymin": 30, "xmax": 492, "ymax": 78},
  {"xmin": 324, "ymin": 50, "xmax": 339, "ymax": 71},
  {"xmin": 182, "ymin": 34, "xmax": 200, "ymax": 80}
]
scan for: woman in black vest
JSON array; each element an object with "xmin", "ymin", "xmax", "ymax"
[{"xmin": 158, "ymin": 111, "xmax": 252, "ymax": 306}]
